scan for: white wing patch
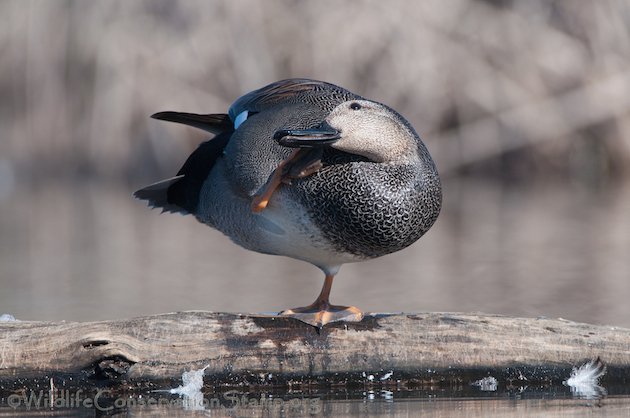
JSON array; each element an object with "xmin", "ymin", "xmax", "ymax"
[{"xmin": 234, "ymin": 110, "xmax": 249, "ymax": 129}]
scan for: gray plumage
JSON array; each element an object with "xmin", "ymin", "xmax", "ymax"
[{"xmin": 135, "ymin": 79, "xmax": 442, "ymax": 276}]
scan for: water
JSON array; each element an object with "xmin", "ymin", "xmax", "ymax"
[
  {"xmin": 1, "ymin": 179, "xmax": 630, "ymax": 415},
  {"xmin": 1, "ymin": 178, "xmax": 629, "ymax": 327},
  {"xmin": 2, "ymin": 389, "xmax": 630, "ymax": 417}
]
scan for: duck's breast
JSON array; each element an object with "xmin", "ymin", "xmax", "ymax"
[{"xmin": 291, "ymin": 160, "xmax": 442, "ymax": 259}]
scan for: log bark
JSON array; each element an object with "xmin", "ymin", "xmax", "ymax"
[{"xmin": 1, "ymin": 312, "xmax": 629, "ymax": 392}]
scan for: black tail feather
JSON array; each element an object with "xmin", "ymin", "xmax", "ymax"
[
  {"xmin": 133, "ymin": 175, "xmax": 188, "ymax": 214},
  {"xmin": 151, "ymin": 112, "xmax": 233, "ymax": 135}
]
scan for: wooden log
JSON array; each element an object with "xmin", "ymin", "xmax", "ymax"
[{"xmin": 1, "ymin": 312, "xmax": 629, "ymax": 393}]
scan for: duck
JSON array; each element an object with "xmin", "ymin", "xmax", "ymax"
[{"xmin": 135, "ymin": 79, "xmax": 442, "ymax": 329}]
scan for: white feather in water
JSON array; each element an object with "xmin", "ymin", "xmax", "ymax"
[
  {"xmin": 170, "ymin": 365, "xmax": 209, "ymax": 410},
  {"xmin": 472, "ymin": 376, "xmax": 498, "ymax": 392},
  {"xmin": 564, "ymin": 357, "xmax": 607, "ymax": 399}
]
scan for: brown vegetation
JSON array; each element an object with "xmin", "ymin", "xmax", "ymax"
[{"xmin": 1, "ymin": 0, "xmax": 629, "ymax": 182}]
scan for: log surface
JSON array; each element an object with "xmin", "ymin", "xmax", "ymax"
[{"xmin": 1, "ymin": 312, "xmax": 629, "ymax": 390}]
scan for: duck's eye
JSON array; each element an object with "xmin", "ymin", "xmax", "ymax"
[{"xmin": 350, "ymin": 102, "xmax": 362, "ymax": 110}]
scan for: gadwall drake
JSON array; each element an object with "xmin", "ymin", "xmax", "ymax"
[{"xmin": 135, "ymin": 79, "xmax": 442, "ymax": 328}]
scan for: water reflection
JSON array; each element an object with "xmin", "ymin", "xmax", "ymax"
[
  {"xmin": 3, "ymin": 389, "xmax": 629, "ymax": 417},
  {"xmin": 0, "ymin": 178, "xmax": 629, "ymax": 327}
]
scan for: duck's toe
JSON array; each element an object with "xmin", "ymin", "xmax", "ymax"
[{"xmin": 280, "ymin": 304, "xmax": 363, "ymax": 329}]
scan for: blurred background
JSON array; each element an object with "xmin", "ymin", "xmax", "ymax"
[{"xmin": 1, "ymin": 0, "xmax": 629, "ymax": 326}]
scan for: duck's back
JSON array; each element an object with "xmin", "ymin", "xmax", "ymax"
[
  {"xmin": 221, "ymin": 102, "xmax": 327, "ymax": 195},
  {"xmin": 221, "ymin": 80, "xmax": 361, "ymax": 195}
]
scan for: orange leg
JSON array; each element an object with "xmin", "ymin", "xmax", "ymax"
[
  {"xmin": 251, "ymin": 149, "xmax": 301, "ymax": 213},
  {"xmin": 281, "ymin": 274, "xmax": 363, "ymax": 329}
]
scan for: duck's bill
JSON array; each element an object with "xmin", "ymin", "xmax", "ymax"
[{"xmin": 274, "ymin": 126, "xmax": 340, "ymax": 148}]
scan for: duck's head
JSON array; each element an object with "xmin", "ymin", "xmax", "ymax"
[{"xmin": 274, "ymin": 99, "xmax": 420, "ymax": 163}]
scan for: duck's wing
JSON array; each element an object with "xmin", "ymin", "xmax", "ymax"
[
  {"xmin": 149, "ymin": 80, "xmax": 351, "ymax": 137},
  {"xmin": 228, "ymin": 78, "xmax": 359, "ymax": 122},
  {"xmin": 134, "ymin": 131, "xmax": 231, "ymax": 214},
  {"xmin": 136, "ymin": 80, "xmax": 358, "ymax": 214},
  {"xmin": 135, "ymin": 111, "xmax": 234, "ymax": 214}
]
